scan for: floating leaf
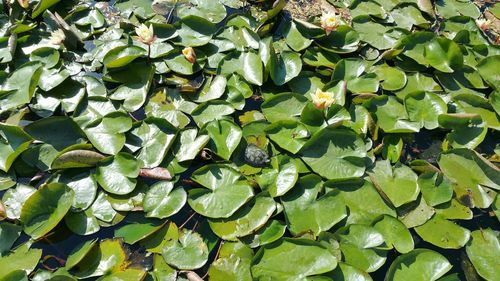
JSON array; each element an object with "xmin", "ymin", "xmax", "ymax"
[
  {"xmin": 300, "ymin": 127, "xmax": 367, "ymax": 180},
  {"xmin": 188, "ymin": 164, "xmax": 254, "ymax": 218},
  {"xmin": 20, "ymin": 183, "xmax": 74, "ymax": 239},
  {"xmin": 162, "ymin": 229, "xmax": 209, "ymax": 270},
  {"xmin": 251, "ymin": 238, "xmax": 337, "ymax": 279},
  {"xmin": 385, "ymin": 249, "xmax": 452, "ymax": 281},
  {"xmin": 282, "ymin": 175, "xmax": 346, "ymax": 236}
]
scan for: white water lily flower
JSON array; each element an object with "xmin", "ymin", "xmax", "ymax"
[
  {"xmin": 135, "ymin": 23, "xmax": 156, "ymax": 44},
  {"xmin": 320, "ymin": 12, "xmax": 341, "ymax": 35},
  {"xmin": 311, "ymin": 88, "xmax": 336, "ymax": 110},
  {"xmin": 49, "ymin": 29, "xmax": 66, "ymax": 45},
  {"xmin": 182, "ymin": 47, "xmax": 196, "ymax": 64}
]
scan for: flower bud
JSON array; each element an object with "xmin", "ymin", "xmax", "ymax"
[{"xmin": 182, "ymin": 47, "xmax": 196, "ymax": 64}]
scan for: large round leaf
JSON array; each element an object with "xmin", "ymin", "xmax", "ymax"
[
  {"xmin": 20, "ymin": 183, "xmax": 74, "ymax": 239},
  {"xmin": 269, "ymin": 50, "xmax": 302, "ymax": 86},
  {"xmin": 143, "ymin": 181, "xmax": 187, "ymax": 219},
  {"xmin": 162, "ymin": 229, "xmax": 209, "ymax": 270},
  {"xmin": 203, "ymin": 119, "xmax": 242, "ymax": 160},
  {"xmin": 175, "ymin": 16, "xmax": 216, "ymax": 47},
  {"xmin": 187, "ymin": 164, "xmax": 254, "ymax": 218},
  {"xmin": 465, "ymin": 229, "xmax": 500, "ymax": 281},
  {"xmin": 368, "ymin": 160, "xmax": 420, "ymax": 208},
  {"xmin": 373, "ymin": 215, "xmax": 414, "ymax": 254},
  {"xmin": 385, "ymin": 249, "xmax": 452, "ymax": 281},
  {"xmin": 299, "ymin": 127, "xmax": 367, "ymax": 180},
  {"xmin": 208, "ymin": 194, "xmax": 276, "ymax": 240},
  {"xmin": 326, "ymin": 179, "xmax": 396, "ymax": 225},
  {"xmin": 316, "ymin": 26, "xmax": 360, "ymax": 53},
  {"xmin": 102, "ymin": 45, "xmax": 146, "ymax": 68},
  {"xmin": 265, "ymin": 120, "xmax": 309, "ymax": 154},
  {"xmin": 95, "ymin": 153, "xmax": 141, "ymax": 195},
  {"xmin": 335, "ymin": 224, "xmax": 387, "ymax": 272},
  {"xmin": 251, "ymin": 238, "xmax": 337, "ymax": 279},
  {"xmin": 282, "ymin": 175, "xmax": 346, "ymax": 236},
  {"xmin": 0, "ymin": 124, "xmax": 33, "ymax": 172},
  {"xmin": 414, "ymin": 216, "xmax": 471, "ymax": 249}
]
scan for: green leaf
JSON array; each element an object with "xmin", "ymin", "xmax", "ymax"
[
  {"xmin": 405, "ymin": 92, "xmax": 447, "ymax": 130},
  {"xmin": 162, "ymin": 229, "xmax": 208, "ymax": 270},
  {"xmin": 300, "ymin": 127, "xmax": 367, "ymax": 180},
  {"xmin": 114, "ymin": 213, "xmax": 164, "ymax": 244},
  {"xmin": 335, "ymin": 224, "xmax": 386, "ymax": 272},
  {"xmin": 385, "ymin": 249, "xmax": 452, "ymax": 281},
  {"xmin": 72, "ymin": 239, "xmax": 128, "ymax": 278},
  {"xmin": 0, "ymin": 244, "xmax": 42, "ymax": 280},
  {"xmin": 204, "ymin": 119, "xmax": 242, "ymax": 160},
  {"xmin": 188, "ymin": 164, "xmax": 254, "ymax": 218},
  {"xmin": 174, "ymin": 128, "xmax": 210, "ymax": 162},
  {"xmin": 0, "ymin": 124, "xmax": 33, "ymax": 172},
  {"xmin": 51, "ymin": 149, "xmax": 105, "ymax": 169},
  {"xmin": 418, "ymin": 172, "xmax": 453, "ymax": 207},
  {"xmin": 83, "ymin": 112, "xmax": 133, "ymax": 155},
  {"xmin": 191, "ymin": 101, "xmax": 235, "ymax": 127},
  {"xmin": 0, "ymin": 222, "xmax": 22, "ymax": 255},
  {"xmin": 317, "ymin": 26, "xmax": 360, "ymax": 53},
  {"xmin": 415, "ymin": 216, "xmax": 471, "ymax": 249},
  {"xmin": 368, "ymin": 160, "xmax": 420, "ymax": 208},
  {"xmin": 374, "ymin": 64, "xmax": 407, "ymax": 91},
  {"xmin": 477, "ymin": 55, "xmax": 500, "ymax": 90},
  {"xmin": 127, "ymin": 118, "xmax": 177, "ymax": 168},
  {"xmin": 436, "ymin": 0, "xmax": 480, "ymax": 19},
  {"xmin": 269, "ymin": 50, "xmax": 302, "ymax": 86},
  {"xmin": 265, "ymin": 120, "xmax": 309, "ymax": 154},
  {"xmin": 366, "ymin": 95, "xmax": 420, "ymax": 133},
  {"xmin": 240, "ymin": 220, "xmax": 286, "ymax": 248},
  {"xmin": 251, "ymin": 238, "xmax": 337, "ymax": 279},
  {"xmin": 373, "ymin": 215, "xmax": 414, "ymax": 254},
  {"xmin": 25, "ymin": 116, "xmax": 86, "ymax": 150},
  {"xmin": 95, "ymin": 152, "xmax": 141, "ymax": 195},
  {"xmin": 175, "ymin": 16, "xmax": 216, "ymax": 47},
  {"xmin": 325, "ymin": 262, "xmax": 373, "ymax": 281},
  {"xmin": 209, "ymin": 242, "xmax": 253, "ymax": 281},
  {"xmin": 424, "ymin": 37, "xmax": 463, "ymax": 73},
  {"xmin": 32, "ymin": 0, "xmax": 61, "ymax": 17},
  {"xmin": 20, "ymin": 183, "xmax": 74, "ymax": 239},
  {"xmin": 465, "ymin": 229, "xmax": 500, "ymax": 281},
  {"xmin": 209, "ymin": 194, "xmax": 276, "ymax": 240},
  {"xmin": 57, "ymin": 169, "xmax": 98, "ymax": 210},
  {"xmin": 177, "ymin": 0, "xmax": 227, "ymax": 23},
  {"xmin": 282, "ymin": 175, "xmax": 346, "ymax": 236},
  {"xmin": 103, "ymin": 45, "xmax": 146, "ymax": 68},
  {"xmin": 438, "ymin": 114, "xmax": 487, "ymax": 149},
  {"xmin": 2, "ymin": 184, "xmax": 36, "ymax": 220},
  {"xmin": 0, "ymin": 62, "xmax": 43, "ymax": 112},
  {"xmin": 29, "ymin": 47, "xmax": 60, "ymax": 68},
  {"xmin": 326, "ymin": 179, "xmax": 396, "ymax": 225},
  {"xmin": 65, "ymin": 239, "xmax": 98, "ymax": 269},
  {"xmin": 143, "ymin": 181, "xmax": 187, "ymax": 219},
  {"xmin": 261, "ymin": 93, "xmax": 308, "ymax": 123}
]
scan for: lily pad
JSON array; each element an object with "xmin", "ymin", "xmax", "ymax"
[
  {"xmin": 20, "ymin": 183, "xmax": 74, "ymax": 239},
  {"xmin": 188, "ymin": 164, "xmax": 254, "ymax": 218}
]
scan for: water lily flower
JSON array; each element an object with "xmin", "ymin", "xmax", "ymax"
[
  {"xmin": 135, "ymin": 23, "xmax": 156, "ymax": 45},
  {"xmin": 182, "ymin": 47, "xmax": 196, "ymax": 64},
  {"xmin": 311, "ymin": 88, "xmax": 336, "ymax": 110},
  {"xmin": 320, "ymin": 11, "xmax": 341, "ymax": 35},
  {"xmin": 475, "ymin": 19, "xmax": 491, "ymax": 32},
  {"xmin": 49, "ymin": 29, "xmax": 66, "ymax": 46}
]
